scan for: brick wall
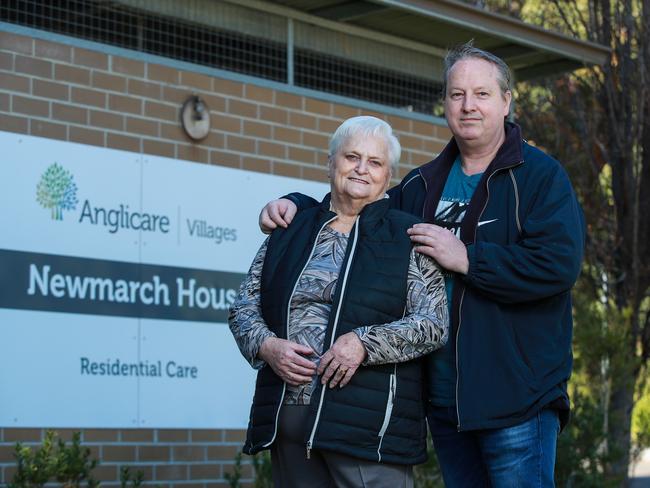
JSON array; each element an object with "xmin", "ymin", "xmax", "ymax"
[
  {"xmin": 0, "ymin": 29, "xmax": 451, "ymax": 487},
  {"xmin": 0, "ymin": 428, "xmax": 248, "ymax": 488}
]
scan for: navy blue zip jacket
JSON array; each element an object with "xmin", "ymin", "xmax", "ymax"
[{"xmin": 287, "ymin": 122, "xmax": 585, "ymax": 431}]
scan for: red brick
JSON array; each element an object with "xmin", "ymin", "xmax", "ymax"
[
  {"xmin": 385, "ymin": 115, "xmax": 411, "ymax": 133},
  {"xmin": 302, "ymin": 165, "xmax": 328, "ymax": 182},
  {"xmin": 259, "ymin": 105, "xmax": 287, "ymax": 125},
  {"xmin": 161, "ymin": 85, "xmax": 188, "ymax": 105},
  {"xmin": 112, "ymin": 57, "xmax": 145, "ymax": 77},
  {"xmin": 13, "ymin": 96, "xmax": 49, "ymax": 117},
  {"xmin": 70, "ymin": 126, "xmax": 105, "ymax": 147},
  {"xmin": 302, "ymin": 131, "xmax": 329, "ymax": 149},
  {"xmin": 226, "ymin": 135, "xmax": 255, "ymax": 153},
  {"xmin": 128, "ymin": 79, "xmax": 161, "ymax": 99},
  {"xmin": 33, "ymin": 79, "xmax": 69, "ymax": 101},
  {"xmin": 201, "ymin": 130, "xmax": 225, "ymax": 149},
  {"xmin": 4, "ymin": 465, "xmax": 18, "ymax": 483},
  {"xmin": 273, "ymin": 126, "xmax": 301, "ymax": 144},
  {"xmin": 93, "ymin": 72, "xmax": 127, "ymax": 92},
  {"xmin": 138, "ymin": 446, "xmax": 171, "ymax": 462},
  {"xmin": 201, "ymin": 93, "xmax": 226, "ymax": 113},
  {"xmin": 258, "ymin": 141, "xmax": 286, "ymax": 159},
  {"xmin": 288, "ymin": 112, "xmax": 317, "ymax": 130},
  {"xmin": 109, "ymin": 94, "xmax": 142, "ymax": 115},
  {"xmin": 0, "ymin": 114, "xmax": 28, "ymax": 134},
  {"xmin": 160, "ymin": 122, "xmax": 188, "ymax": 143},
  {"xmin": 242, "ymin": 156, "xmax": 271, "ymax": 174},
  {"xmin": 172, "ymin": 446, "xmax": 205, "ymax": 462},
  {"xmin": 3, "ymin": 429, "xmax": 41, "ymax": 442},
  {"xmin": 435, "ymin": 124, "xmax": 452, "ymax": 139},
  {"xmin": 158, "ymin": 429, "xmax": 190, "ymax": 442},
  {"xmin": 273, "ymin": 161, "xmax": 302, "ymax": 178},
  {"xmin": 15, "ymin": 55, "xmax": 52, "ymax": 78},
  {"xmin": 148, "ymin": 64, "xmax": 179, "ymax": 84},
  {"xmin": 122, "ymin": 429, "xmax": 154, "ymax": 442},
  {"xmin": 206, "ymin": 445, "xmax": 239, "ymax": 461},
  {"xmin": 126, "ymin": 117, "xmax": 159, "ymax": 137},
  {"xmin": 0, "ymin": 445, "xmax": 16, "ymax": 462},
  {"xmin": 213, "ymin": 78, "xmax": 243, "ymax": 97},
  {"xmin": 177, "ymin": 144, "xmax": 208, "ymax": 163},
  {"xmin": 144, "ymin": 101, "xmax": 177, "ymax": 121},
  {"xmin": 189, "ymin": 464, "xmax": 219, "ymax": 480},
  {"xmin": 422, "ymin": 139, "xmax": 446, "ymax": 155},
  {"xmin": 212, "ymin": 114, "xmax": 241, "ymax": 134},
  {"xmin": 94, "ymin": 465, "xmax": 118, "ymax": 482},
  {"xmin": 243, "ymin": 120, "xmax": 272, "ymax": 139},
  {"xmin": 275, "ymin": 91, "xmax": 303, "ymax": 109},
  {"xmin": 318, "ymin": 117, "xmax": 340, "ymax": 133},
  {"xmin": 155, "ymin": 464, "xmax": 188, "ymax": 481},
  {"xmin": 55, "ymin": 64, "xmax": 91, "ymax": 85},
  {"xmin": 228, "ymin": 99, "xmax": 258, "ymax": 118},
  {"xmin": 0, "ymin": 73, "xmax": 30, "ymax": 93},
  {"xmin": 73, "ymin": 48, "xmax": 108, "ymax": 69},
  {"xmin": 35, "ymin": 40, "xmax": 72, "ymax": 62},
  {"xmin": 0, "ymin": 92, "xmax": 9, "ymax": 111},
  {"xmin": 244, "ymin": 84, "xmax": 273, "ymax": 103},
  {"xmin": 72, "ymin": 87, "xmax": 106, "ymax": 108},
  {"xmin": 30, "ymin": 119, "xmax": 67, "ymax": 140},
  {"xmin": 0, "ymin": 51, "xmax": 13, "ymax": 70},
  {"xmin": 82, "ymin": 429, "xmax": 119, "ymax": 442},
  {"xmin": 90, "ymin": 110, "xmax": 124, "ymax": 130},
  {"xmin": 107, "ymin": 133, "xmax": 140, "ymax": 152},
  {"xmin": 210, "ymin": 150, "xmax": 240, "ymax": 169},
  {"xmin": 52, "ymin": 103, "xmax": 87, "ymax": 124},
  {"xmin": 0, "ymin": 32, "xmax": 32, "ymax": 55},
  {"xmin": 103, "ymin": 446, "xmax": 136, "ymax": 462},
  {"xmin": 399, "ymin": 134, "xmax": 424, "ymax": 151},
  {"xmin": 289, "ymin": 146, "xmax": 317, "ymax": 164},
  {"xmin": 332, "ymin": 104, "xmax": 361, "ymax": 119},
  {"xmin": 305, "ymin": 98, "xmax": 332, "ymax": 116},
  {"xmin": 181, "ymin": 71, "xmax": 211, "ymax": 91},
  {"xmin": 190, "ymin": 430, "xmax": 223, "ymax": 442},
  {"xmin": 143, "ymin": 139, "xmax": 175, "ymax": 158}
]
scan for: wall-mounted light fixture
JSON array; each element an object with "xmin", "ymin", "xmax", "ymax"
[{"xmin": 180, "ymin": 95, "xmax": 210, "ymax": 141}]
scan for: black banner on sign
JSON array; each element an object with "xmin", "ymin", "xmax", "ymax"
[{"xmin": 0, "ymin": 249, "xmax": 246, "ymax": 323}]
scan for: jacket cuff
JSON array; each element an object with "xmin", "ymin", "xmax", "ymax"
[{"xmin": 461, "ymin": 243, "xmax": 478, "ymax": 284}]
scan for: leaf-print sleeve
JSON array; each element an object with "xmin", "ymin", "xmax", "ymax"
[
  {"xmin": 353, "ymin": 249, "xmax": 449, "ymax": 366},
  {"xmin": 228, "ymin": 238, "xmax": 276, "ymax": 369}
]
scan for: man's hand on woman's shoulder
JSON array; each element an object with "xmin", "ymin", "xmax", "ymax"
[{"xmin": 259, "ymin": 198, "xmax": 298, "ymax": 234}]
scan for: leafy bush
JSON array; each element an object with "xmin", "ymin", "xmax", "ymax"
[{"xmin": 9, "ymin": 431, "xmax": 98, "ymax": 488}]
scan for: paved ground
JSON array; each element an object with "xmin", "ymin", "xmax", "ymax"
[{"xmin": 630, "ymin": 449, "xmax": 650, "ymax": 487}]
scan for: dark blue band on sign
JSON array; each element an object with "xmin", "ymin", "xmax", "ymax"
[{"xmin": 0, "ymin": 249, "xmax": 245, "ymax": 323}]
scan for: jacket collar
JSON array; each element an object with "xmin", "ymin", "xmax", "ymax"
[
  {"xmin": 419, "ymin": 121, "xmax": 524, "ymax": 224},
  {"xmin": 317, "ymin": 193, "xmax": 391, "ymax": 230},
  {"xmin": 420, "ymin": 121, "xmax": 524, "ymax": 182}
]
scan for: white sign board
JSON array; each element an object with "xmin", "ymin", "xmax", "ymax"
[{"xmin": 0, "ymin": 132, "xmax": 327, "ymax": 428}]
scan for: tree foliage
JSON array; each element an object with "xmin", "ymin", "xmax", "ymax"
[{"xmin": 505, "ymin": 0, "xmax": 650, "ymax": 484}]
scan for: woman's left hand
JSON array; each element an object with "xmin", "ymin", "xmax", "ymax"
[{"xmin": 318, "ymin": 332, "xmax": 367, "ymax": 388}]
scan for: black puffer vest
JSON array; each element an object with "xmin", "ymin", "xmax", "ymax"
[{"xmin": 243, "ymin": 195, "xmax": 428, "ymax": 465}]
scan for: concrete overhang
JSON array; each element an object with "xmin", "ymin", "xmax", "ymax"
[{"xmin": 259, "ymin": 0, "xmax": 610, "ymax": 81}]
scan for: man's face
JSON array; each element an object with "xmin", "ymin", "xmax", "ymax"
[{"xmin": 444, "ymin": 58, "xmax": 512, "ymax": 149}]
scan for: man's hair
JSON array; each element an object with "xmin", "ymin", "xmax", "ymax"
[
  {"xmin": 328, "ymin": 115, "xmax": 401, "ymax": 172},
  {"xmin": 442, "ymin": 40, "xmax": 512, "ymax": 98}
]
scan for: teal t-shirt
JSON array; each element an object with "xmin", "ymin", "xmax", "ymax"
[{"xmin": 427, "ymin": 156, "xmax": 483, "ymax": 407}]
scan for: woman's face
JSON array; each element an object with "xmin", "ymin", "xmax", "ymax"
[{"xmin": 329, "ymin": 134, "xmax": 392, "ymax": 208}]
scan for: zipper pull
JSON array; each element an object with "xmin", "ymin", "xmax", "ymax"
[{"xmin": 306, "ymin": 441, "xmax": 312, "ymax": 459}]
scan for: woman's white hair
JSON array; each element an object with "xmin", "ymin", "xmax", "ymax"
[{"xmin": 328, "ymin": 116, "xmax": 401, "ymax": 172}]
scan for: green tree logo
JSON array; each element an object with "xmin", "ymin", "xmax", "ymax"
[{"xmin": 36, "ymin": 163, "xmax": 78, "ymax": 220}]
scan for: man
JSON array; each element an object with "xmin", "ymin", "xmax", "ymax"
[{"xmin": 260, "ymin": 42, "xmax": 585, "ymax": 487}]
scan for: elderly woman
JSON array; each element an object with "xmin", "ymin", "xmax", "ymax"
[{"xmin": 228, "ymin": 116, "xmax": 448, "ymax": 488}]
